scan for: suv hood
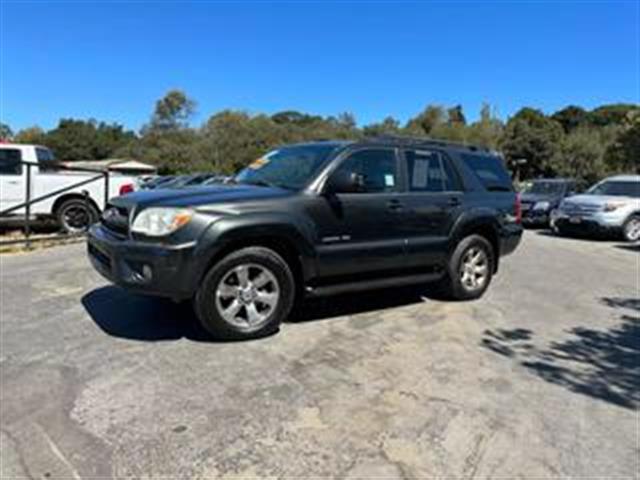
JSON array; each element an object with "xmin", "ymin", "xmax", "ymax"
[
  {"xmin": 562, "ymin": 193, "xmax": 636, "ymax": 206},
  {"xmin": 110, "ymin": 184, "xmax": 293, "ymax": 209},
  {"xmin": 520, "ymin": 193, "xmax": 562, "ymax": 204}
]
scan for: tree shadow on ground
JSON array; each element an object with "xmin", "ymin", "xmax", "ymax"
[
  {"xmin": 482, "ymin": 297, "xmax": 640, "ymax": 410},
  {"xmin": 82, "ymin": 284, "xmax": 434, "ymax": 342}
]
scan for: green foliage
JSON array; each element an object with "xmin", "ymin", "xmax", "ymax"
[
  {"xmin": 587, "ymin": 103, "xmax": 639, "ymax": 127},
  {"xmin": 17, "ymin": 119, "xmax": 136, "ymax": 161},
  {"xmin": 147, "ymin": 89, "xmax": 196, "ymax": 132},
  {"xmin": 0, "ymin": 122, "xmax": 13, "ymax": 139},
  {"xmin": 551, "ymin": 106, "xmax": 588, "ymax": 133},
  {"xmin": 500, "ymin": 108, "xmax": 564, "ymax": 178},
  {"xmin": 550, "ymin": 126, "xmax": 617, "ymax": 184},
  {"xmin": 363, "ymin": 116, "xmax": 401, "ymax": 137},
  {"xmin": 7, "ymin": 90, "xmax": 638, "ymax": 183},
  {"xmin": 605, "ymin": 110, "xmax": 640, "ymax": 174}
]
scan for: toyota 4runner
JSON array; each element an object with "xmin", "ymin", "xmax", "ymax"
[{"xmin": 87, "ymin": 137, "xmax": 523, "ymax": 339}]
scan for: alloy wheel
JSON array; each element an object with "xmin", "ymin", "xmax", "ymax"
[
  {"xmin": 459, "ymin": 246, "xmax": 490, "ymax": 292},
  {"xmin": 215, "ymin": 263, "xmax": 280, "ymax": 328}
]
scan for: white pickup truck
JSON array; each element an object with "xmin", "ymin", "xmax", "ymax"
[{"xmin": 0, "ymin": 143, "xmax": 137, "ymax": 232}]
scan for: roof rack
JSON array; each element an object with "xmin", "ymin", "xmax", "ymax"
[{"xmin": 367, "ymin": 134, "xmax": 489, "ymax": 152}]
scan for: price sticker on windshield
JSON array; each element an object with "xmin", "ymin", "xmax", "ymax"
[{"xmin": 249, "ymin": 157, "xmax": 270, "ymax": 170}]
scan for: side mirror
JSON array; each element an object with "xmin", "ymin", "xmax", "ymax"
[{"xmin": 325, "ymin": 170, "xmax": 364, "ymax": 194}]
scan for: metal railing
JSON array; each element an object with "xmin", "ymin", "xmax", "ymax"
[{"xmin": 0, "ymin": 161, "xmax": 114, "ymax": 248}]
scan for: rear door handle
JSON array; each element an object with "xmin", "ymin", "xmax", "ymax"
[
  {"xmin": 387, "ymin": 199, "xmax": 404, "ymax": 212},
  {"xmin": 448, "ymin": 197, "xmax": 461, "ymax": 207}
]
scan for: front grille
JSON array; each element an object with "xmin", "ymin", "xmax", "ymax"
[
  {"xmin": 560, "ymin": 202, "xmax": 601, "ymax": 216},
  {"xmin": 101, "ymin": 204, "xmax": 130, "ymax": 236}
]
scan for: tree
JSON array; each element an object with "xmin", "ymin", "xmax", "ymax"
[
  {"xmin": 466, "ymin": 103, "xmax": 503, "ymax": 150},
  {"xmin": 45, "ymin": 119, "xmax": 136, "ymax": 161},
  {"xmin": 447, "ymin": 105, "xmax": 467, "ymax": 126},
  {"xmin": 363, "ymin": 116, "xmax": 401, "ymax": 137},
  {"xmin": 148, "ymin": 89, "xmax": 196, "ymax": 131},
  {"xmin": 605, "ymin": 110, "xmax": 640, "ymax": 174},
  {"xmin": 500, "ymin": 108, "xmax": 564, "ymax": 178},
  {"xmin": 549, "ymin": 126, "xmax": 614, "ymax": 184},
  {"xmin": 551, "ymin": 106, "xmax": 588, "ymax": 133},
  {"xmin": 14, "ymin": 126, "xmax": 46, "ymax": 145},
  {"xmin": 0, "ymin": 122, "xmax": 13, "ymax": 139},
  {"xmin": 587, "ymin": 103, "xmax": 640, "ymax": 127},
  {"xmin": 405, "ymin": 105, "xmax": 446, "ymax": 135}
]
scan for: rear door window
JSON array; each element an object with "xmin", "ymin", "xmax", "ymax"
[
  {"xmin": 0, "ymin": 149, "xmax": 23, "ymax": 175},
  {"xmin": 405, "ymin": 150, "xmax": 461, "ymax": 192},
  {"xmin": 460, "ymin": 153, "xmax": 513, "ymax": 191}
]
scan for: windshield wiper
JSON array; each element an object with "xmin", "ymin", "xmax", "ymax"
[{"xmin": 242, "ymin": 179, "xmax": 293, "ymax": 190}]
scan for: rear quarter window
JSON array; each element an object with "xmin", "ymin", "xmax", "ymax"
[
  {"xmin": 460, "ymin": 153, "xmax": 513, "ymax": 191},
  {"xmin": 0, "ymin": 149, "xmax": 23, "ymax": 175}
]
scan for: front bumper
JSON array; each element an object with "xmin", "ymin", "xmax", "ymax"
[
  {"xmin": 87, "ymin": 224, "xmax": 199, "ymax": 300},
  {"xmin": 551, "ymin": 209, "xmax": 625, "ymax": 237},
  {"xmin": 522, "ymin": 211, "xmax": 550, "ymax": 226}
]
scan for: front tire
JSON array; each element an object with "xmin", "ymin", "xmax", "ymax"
[
  {"xmin": 56, "ymin": 198, "xmax": 99, "ymax": 233},
  {"xmin": 194, "ymin": 247, "xmax": 295, "ymax": 340},
  {"xmin": 622, "ymin": 215, "xmax": 640, "ymax": 242},
  {"xmin": 438, "ymin": 234, "xmax": 494, "ymax": 300}
]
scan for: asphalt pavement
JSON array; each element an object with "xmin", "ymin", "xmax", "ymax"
[{"xmin": 0, "ymin": 231, "xmax": 638, "ymax": 479}]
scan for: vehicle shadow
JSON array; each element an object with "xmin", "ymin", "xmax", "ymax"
[
  {"xmin": 81, "ymin": 286, "xmax": 216, "ymax": 342},
  {"xmin": 615, "ymin": 243, "xmax": 639, "ymax": 252},
  {"xmin": 481, "ymin": 296, "xmax": 640, "ymax": 410},
  {"xmin": 534, "ymin": 230, "xmax": 616, "ymax": 243},
  {"xmin": 82, "ymin": 284, "xmax": 435, "ymax": 342}
]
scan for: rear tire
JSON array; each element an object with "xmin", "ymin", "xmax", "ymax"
[
  {"xmin": 438, "ymin": 234, "xmax": 494, "ymax": 301},
  {"xmin": 622, "ymin": 215, "xmax": 640, "ymax": 242},
  {"xmin": 55, "ymin": 198, "xmax": 99, "ymax": 233},
  {"xmin": 194, "ymin": 247, "xmax": 295, "ymax": 340}
]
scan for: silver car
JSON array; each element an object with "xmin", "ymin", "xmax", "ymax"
[{"xmin": 551, "ymin": 175, "xmax": 640, "ymax": 242}]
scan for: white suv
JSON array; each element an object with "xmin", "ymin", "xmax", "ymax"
[{"xmin": 551, "ymin": 175, "xmax": 640, "ymax": 242}]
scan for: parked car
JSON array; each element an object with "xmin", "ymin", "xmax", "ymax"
[
  {"xmin": 139, "ymin": 175, "xmax": 177, "ymax": 190},
  {"xmin": 520, "ymin": 178, "xmax": 579, "ymax": 227},
  {"xmin": 551, "ymin": 175, "xmax": 640, "ymax": 241},
  {"xmin": 87, "ymin": 137, "xmax": 523, "ymax": 340},
  {"xmin": 0, "ymin": 144, "xmax": 136, "ymax": 232}
]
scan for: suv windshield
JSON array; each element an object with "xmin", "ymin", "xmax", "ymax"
[
  {"xmin": 235, "ymin": 145, "xmax": 339, "ymax": 190},
  {"xmin": 587, "ymin": 180, "xmax": 639, "ymax": 198},
  {"xmin": 525, "ymin": 182, "xmax": 565, "ymax": 195}
]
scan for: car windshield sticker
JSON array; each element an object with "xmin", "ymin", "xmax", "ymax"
[
  {"xmin": 384, "ymin": 174, "xmax": 395, "ymax": 187},
  {"xmin": 249, "ymin": 156, "xmax": 271, "ymax": 170}
]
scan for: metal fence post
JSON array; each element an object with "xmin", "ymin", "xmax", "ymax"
[
  {"xmin": 104, "ymin": 171, "xmax": 110, "ymax": 208},
  {"xmin": 25, "ymin": 163, "xmax": 32, "ymax": 249}
]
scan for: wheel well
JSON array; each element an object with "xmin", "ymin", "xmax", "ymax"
[
  {"xmin": 204, "ymin": 235, "xmax": 305, "ymax": 294},
  {"xmin": 462, "ymin": 224, "xmax": 500, "ymax": 273},
  {"xmin": 52, "ymin": 193, "xmax": 100, "ymax": 216}
]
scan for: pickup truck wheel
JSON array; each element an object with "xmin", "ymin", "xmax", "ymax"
[
  {"xmin": 622, "ymin": 215, "xmax": 640, "ymax": 242},
  {"xmin": 194, "ymin": 247, "xmax": 295, "ymax": 340},
  {"xmin": 439, "ymin": 234, "xmax": 494, "ymax": 300},
  {"xmin": 56, "ymin": 198, "xmax": 99, "ymax": 233}
]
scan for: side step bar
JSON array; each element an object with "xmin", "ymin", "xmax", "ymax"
[{"xmin": 305, "ymin": 272, "xmax": 442, "ymax": 297}]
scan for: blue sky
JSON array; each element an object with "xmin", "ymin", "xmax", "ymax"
[{"xmin": 1, "ymin": 1, "xmax": 638, "ymax": 132}]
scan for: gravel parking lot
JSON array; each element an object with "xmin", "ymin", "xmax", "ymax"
[{"xmin": 0, "ymin": 232, "xmax": 638, "ymax": 479}]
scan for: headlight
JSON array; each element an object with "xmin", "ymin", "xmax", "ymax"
[
  {"xmin": 533, "ymin": 201, "xmax": 550, "ymax": 211},
  {"xmin": 131, "ymin": 208, "xmax": 193, "ymax": 236},
  {"xmin": 603, "ymin": 202, "xmax": 625, "ymax": 212}
]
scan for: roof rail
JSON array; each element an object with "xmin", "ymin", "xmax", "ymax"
[{"xmin": 368, "ymin": 134, "xmax": 489, "ymax": 152}]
